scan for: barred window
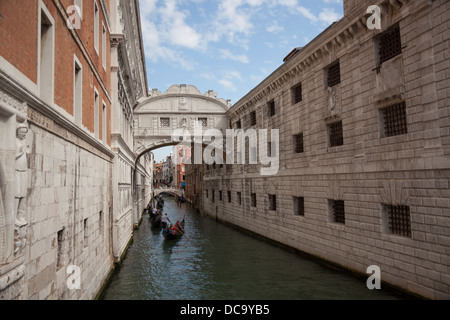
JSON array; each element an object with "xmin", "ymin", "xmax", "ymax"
[
  {"xmin": 381, "ymin": 102, "xmax": 407, "ymax": 137},
  {"xmin": 227, "ymin": 191, "xmax": 232, "ymax": 203},
  {"xmin": 329, "ymin": 200, "xmax": 345, "ymax": 224},
  {"xmin": 328, "ymin": 121, "xmax": 343, "ymax": 147},
  {"xmin": 327, "ymin": 61, "xmax": 341, "ymax": 88},
  {"xmin": 294, "ymin": 197, "xmax": 304, "ymax": 216},
  {"xmin": 268, "ymin": 194, "xmax": 277, "ymax": 211},
  {"xmin": 206, "ymin": 190, "xmax": 209, "ymax": 199},
  {"xmin": 249, "ymin": 111, "xmax": 257, "ymax": 126},
  {"xmin": 198, "ymin": 118, "xmax": 208, "ymax": 127},
  {"xmin": 251, "ymin": 193, "xmax": 257, "ymax": 207},
  {"xmin": 378, "ymin": 24, "xmax": 402, "ymax": 66},
  {"xmin": 160, "ymin": 117, "xmax": 170, "ymax": 128},
  {"xmin": 385, "ymin": 205, "xmax": 411, "ymax": 237},
  {"xmin": 236, "ymin": 120, "xmax": 242, "ymax": 129},
  {"xmin": 237, "ymin": 192, "xmax": 242, "ymax": 205},
  {"xmin": 294, "ymin": 133, "xmax": 304, "ymax": 153},
  {"xmin": 268, "ymin": 100, "xmax": 276, "ymax": 117},
  {"xmin": 212, "ymin": 190, "xmax": 215, "ymax": 203},
  {"xmin": 292, "ymin": 83, "xmax": 302, "ymax": 104},
  {"xmin": 219, "ymin": 190, "xmax": 223, "ymax": 201}
]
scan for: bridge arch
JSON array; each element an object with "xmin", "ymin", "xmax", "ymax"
[{"xmin": 133, "ymin": 84, "xmax": 231, "ymax": 159}]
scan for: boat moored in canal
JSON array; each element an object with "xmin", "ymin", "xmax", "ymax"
[{"xmin": 162, "ymin": 219, "xmax": 185, "ymax": 240}]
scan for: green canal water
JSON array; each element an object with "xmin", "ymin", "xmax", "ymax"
[{"xmin": 101, "ymin": 196, "xmax": 406, "ymax": 300}]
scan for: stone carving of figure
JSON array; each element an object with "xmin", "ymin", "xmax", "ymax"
[
  {"xmin": 15, "ymin": 123, "xmax": 29, "ymax": 227},
  {"xmin": 327, "ymin": 86, "xmax": 336, "ymax": 112}
]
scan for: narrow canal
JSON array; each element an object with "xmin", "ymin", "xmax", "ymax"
[{"xmin": 101, "ymin": 196, "xmax": 405, "ymax": 300}]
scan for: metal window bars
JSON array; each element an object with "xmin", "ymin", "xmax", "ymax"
[
  {"xmin": 329, "ymin": 121, "xmax": 343, "ymax": 147},
  {"xmin": 388, "ymin": 205, "xmax": 411, "ymax": 237},
  {"xmin": 327, "ymin": 62, "xmax": 341, "ymax": 88},
  {"xmin": 383, "ymin": 102, "xmax": 407, "ymax": 137}
]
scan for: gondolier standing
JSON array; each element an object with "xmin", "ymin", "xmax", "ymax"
[{"xmin": 161, "ymin": 213, "xmax": 169, "ymax": 229}]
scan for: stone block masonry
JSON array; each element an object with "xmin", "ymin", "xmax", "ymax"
[{"xmin": 203, "ymin": 0, "xmax": 450, "ymax": 299}]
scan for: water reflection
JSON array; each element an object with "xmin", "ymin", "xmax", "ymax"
[{"xmin": 102, "ymin": 196, "xmax": 404, "ymax": 300}]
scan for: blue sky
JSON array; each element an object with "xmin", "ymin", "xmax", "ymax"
[{"xmin": 139, "ymin": 0, "xmax": 344, "ymax": 162}]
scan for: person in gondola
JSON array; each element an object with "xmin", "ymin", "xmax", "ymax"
[
  {"xmin": 161, "ymin": 213, "xmax": 169, "ymax": 230},
  {"xmin": 174, "ymin": 220, "xmax": 182, "ymax": 233}
]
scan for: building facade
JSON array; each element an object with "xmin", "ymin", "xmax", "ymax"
[
  {"xmin": 201, "ymin": 0, "xmax": 450, "ymax": 299},
  {"xmin": 0, "ymin": 0, "xmax": 151, "ymax": 299}
]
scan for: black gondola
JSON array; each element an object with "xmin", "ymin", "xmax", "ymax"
[
  {"xmin": 150, "ymin": 212, "xmax": 162, "ymax": 228},
  {"xmin": 162, "ymin": 219, "xmax": 185, "ymax": 240}
]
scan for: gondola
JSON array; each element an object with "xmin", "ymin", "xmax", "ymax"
[
  {"xmin": 150, "ymin": 212, "xmax": 162, "ymax": 228},
  {"xmin": 162, "ymin": 219, "xmax": 185, "ymax": 240}
]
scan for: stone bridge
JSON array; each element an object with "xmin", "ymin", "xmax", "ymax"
[{"xmin": 154, "ymin": 187, "xmax": 185, "ymax": 198}]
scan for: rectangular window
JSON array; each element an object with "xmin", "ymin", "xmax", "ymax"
[
  {"xmin": 294, "ymin": 197, "xmax": 304, "ymax": 216},
  {"xmin": 292, "ymin": 83, "xmax": 302, "ymax": 104},
  {"xmin": 160, "ymin": 117, "xmax": 170, "ymax": 128},
  {"xmin": 237, "ymin": 192, "xmax": 242, "ymax": 205},
  {"xmin": 294, "ymin": 133, "xmax": 304, "ymax": 153},
  {"xmin": 227, "ymin": 191, "xmax": 231, "ymax": 203},
  {"xmin": 94, "ymin": 1, "xmax": 99, "ymax": 54},
  {"xmin": 102, "ymin": 102, "xmax": 107, "ymax": 144},
  {"xmin": 83, "ymin": 218, "xmax": 88, "ymax": 247},
  {"xmin": 57, "ymin": 228, "xmax": 65, "ymax": 268},
  {"xmin": 384, "ymin": 205, "xmax": 411, "ymax": 237},
  {"xmin": 198, "ymin": 118, "xmax": 208, "ymax": 127},
  {"xmin": 377, "ymin": 24, "xmax": 402, "ymax": 66},
  {"xmin": 99, "ymin": 211, "xmax": 104, "ymax": 237},
  {"xmin": 249, "ymin": 111, "xmax": 256, "ymax": 127},
  {"xmin": 329, "ymin": 200, "xmax": 345, "ymax": 224},
  {"xmin": 268, "ymin": 194, "xmax": 276, "ymax": 211},
  {"xmin": 327, "ymin": 61, "xmax": 341, "ymax": 88},
  {"xmin": 212, "ymin": 190, "xmax": 215, "ymax": 203},
  {"xmin": 74, "ymin": 57, "xmax": 82, "ymax": 125},
  {"xmin": 328, "ymin": 121, "xmax": 343, "ymax": 147},
  {"xmin": 94, "ymin": 90, "xmax": 99, "ymax": 138},
  {"xmin": 39, "ymin": 4, "xmax": 55, "ymax": 104},
  {"xmin": 219, "ymin": 190, "xmax": 222, "ymax": 201},
  {"xmin": 102, "ymin": 23, "xmax": 106, "ymax": 70},
  {"xmin": 251, "ymin": 193, "xmax": 257, "ymax": 208},
  {"xmin": 268, "ymin": 100, "xmax": 275, "ymax": 117},
  {"xmin": 380, "ymin": 102, "xmax": 407, "ymax": 137},
  {"xmin": 236, "ymin": 120, "xmax": 242, "ymax": 129},
  {"xmin": 206, "ymin": 190, "xmax": 209, "ymax": 199}
]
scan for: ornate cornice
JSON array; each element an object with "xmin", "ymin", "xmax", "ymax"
[{"xmin": 230, "ymin": 0, "xmax": 411, "ymax": 117}]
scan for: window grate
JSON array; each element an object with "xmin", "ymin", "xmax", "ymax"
[
  {"xmin": 327, "ymin": 62, "xmax": 341, "ymax": 88},
  {"xmin": 268, "ymin": 194, "xmax": 277, "ymax": 211},
  {"xmin": 236, "ymin": 120, "xmax": 242, "ymax": 129},
  {"xmin": 382, "ymin": 102, "xmax": 407, "ymax": 137},
  {"xmin": 237, "ymin": 192, "xmax": 242, "ymax": 205},
  {"xmin": 212, "ymin": 190, "xmax": 215, "ymax": 203},
  {"xmin": 160, "ymin": 117, "xmax": 170, "ymax": 128},
  {"xmin": 219, "ymin": 190, "xmax": 222, "ymax": 201},
  {"xmin": 227, "ymin": 191, "xmax": 231, "ymax": 203},
  {"xmin": 251, "ymin": 193, "xmax": 257, "ymax": 207},
  {"xmin": 388, "ymin": 205, "xmax": 411, "ymax": 237},
  {"xmin": 198, "ymin": 118, "xmax": 208, "ymax": 127},
  {"xmin": 292, "ymin": 83, "xmax": 302, "ymax": 104},
  {"xmin": 379, "ymin": 25, "xmax": 402, "ymax": 65},
  {"xmin": 294, "ymin": 133, "xmax": 304, "ymax": 153},
  {"xmin": 268, "ymin": 100, "xmax": 276, "ymax": 117},
  {"xmin": 294, "ymin": 197, "xmax": 304, "ymax": 216},
  {"xmin": 249, "ymin": 111, "xmax": 257, "ymax": 126},
  {"xmin": 328, "ymin": 121, "xmax": 343, "ymax": 147},
  {"xmin": 331, "ymin": 200, "xmax": 345, "ymax": 224}
]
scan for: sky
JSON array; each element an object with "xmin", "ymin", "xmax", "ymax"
[{"xmin": 139, "ymin": 0, "xmax": 344, "ymax": 162}]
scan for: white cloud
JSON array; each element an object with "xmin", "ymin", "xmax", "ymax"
[
  {"xmin": 318, "ymin": 8, "xmax": 341, "ymax": 25},
  {"xmin": 266, "ymin": 21, "xmax": 284, "ymax": 33},
  {"xmin": 219, "ymin": 49, "xmax": 250, "ymax": 64},
  {"xmin": 219, "ymin": 79, "xmax": 237, "ymax": 91}
]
